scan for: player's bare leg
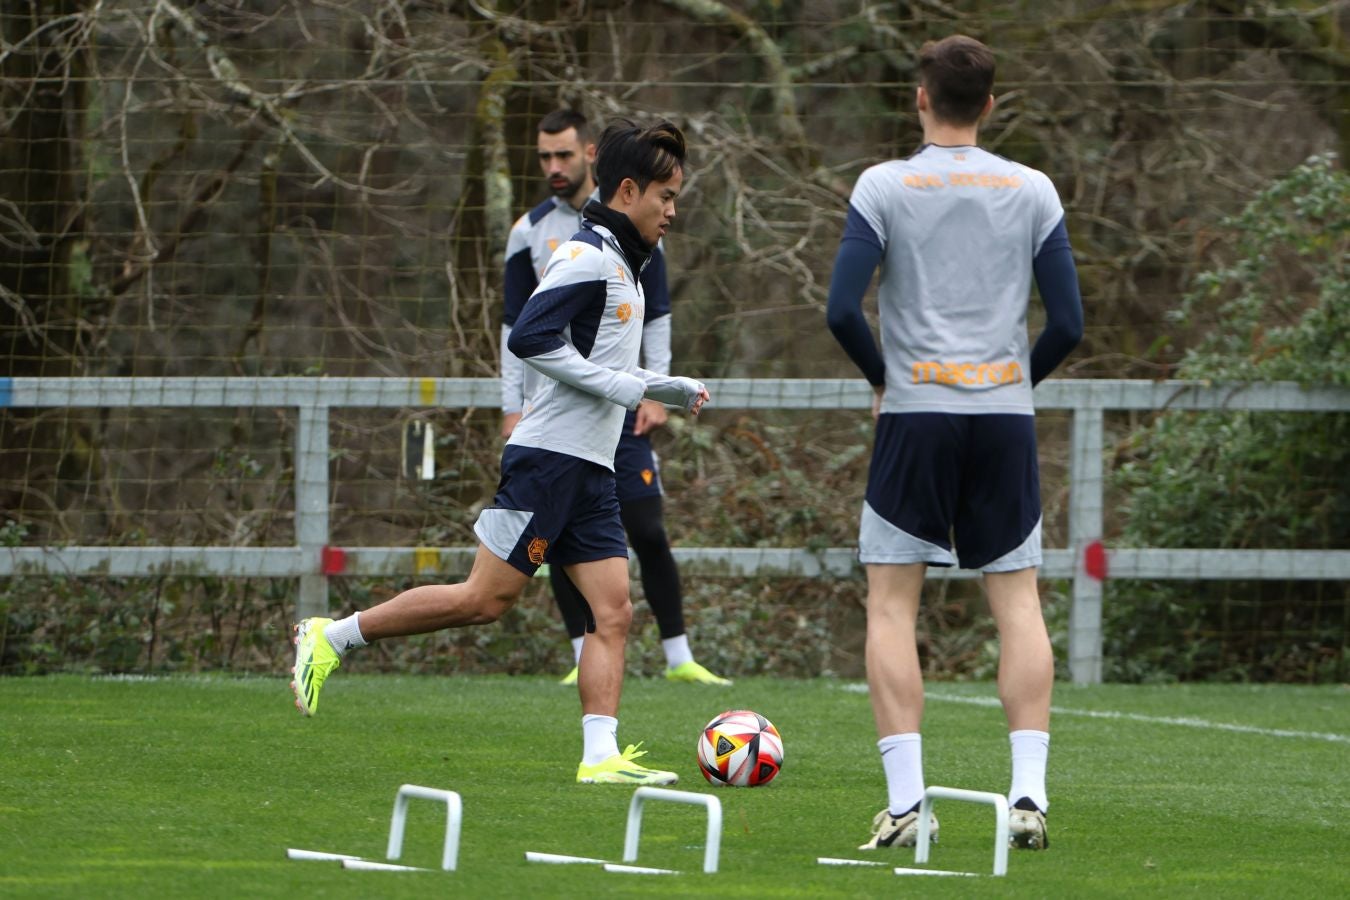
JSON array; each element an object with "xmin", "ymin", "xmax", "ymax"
[
  {"xmin": 568, "ymin": 556, "xmax": 676, "ymax": 785},
  {"xmin": 983, "ymin": 567, "xmax": 1052, "ymax": 731},
  {"xmin": 291, "ymin": 544, "xmax": 528, "ymax": 716},
  {"xmin": 564, "ymin": 556, "xmax": 633, "ymax": 717},
  {"xmin": 864, "ymin": 562, "xmax": 926, "ymax": 735},
  {"xmin": 858, "ymin": 562, "xmax": 936, "ymax": 849},
  {"xmin": 357, "ymin": 544, "xmax": 530, "ymax": 639},
  {"xmin": 984, "ymin": 566, "xmax": 1053, "ymax": 848}
]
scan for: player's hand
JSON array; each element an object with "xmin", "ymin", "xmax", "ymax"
[
  {"xmin": 501, "ymin": 412, "xmax": 521, "ymax": 439},
  {"xmin": 871, "ymin": 384, "xmax": 884, "ymax": 421},
  {"xmin": 690, "ymin": 385, "xmax": 711, "ymax": 416},
  {"xmin": 633, "ymin": 399, "xmax": 668, "ymax": 435}
]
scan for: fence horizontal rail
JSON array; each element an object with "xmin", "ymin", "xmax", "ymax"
[
  {"xmin": 3, "ymin": 376, "xmax": 1347, "ymax": 684},
  {"xmin": 3, "ymin": 547, "xmax": 1346, "ymax": 581},
  {"xmin": 3, "ymin": 377, "xmax": 1347, "ymax": 412}
]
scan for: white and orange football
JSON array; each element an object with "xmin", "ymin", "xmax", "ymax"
[{"xmin": 696, "ymin": 709, "xmax": 784, "ymax": 787}]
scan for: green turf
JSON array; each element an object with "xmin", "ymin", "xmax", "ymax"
[{"xmin": 1, "ymin": 675, "xmax": 1346, "ymax": 898}]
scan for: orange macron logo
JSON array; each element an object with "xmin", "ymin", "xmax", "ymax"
[
  {"xmin": 570, "ymin": 245, "xmax": 584, "ymax": 260},
  {"xmin": 616, "ymin": 303, "xmax": 633, "ymax": 323},
  {"xmin": 527, "ymin": 537, "xmax": 549, "ymax": 565},
  {"xmin": 641, "ymin": 469, "xmax": 654, "ymax": 485},
  {"xmin": 548, "ymin": 238, "xmax": 560, "ymax": 252},
  {"xmin": 912, "ymin": 360, "xmax": 1024, "ymax": 386}
]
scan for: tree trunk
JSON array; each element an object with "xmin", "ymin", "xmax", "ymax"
[{"xmin": 0, "ymin": 0, "xmax": 87, "ymax": 378}]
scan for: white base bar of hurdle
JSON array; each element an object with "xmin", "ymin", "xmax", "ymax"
[
  {"xmin": 624, "ymin": 786, "xmax": 723, "ymax": 874},
  {"xmin": 523, "ymin": 852, "xmax": 678, "ymax": 875},
  {"xmin": 605, "ymin": 862, "xmax": 679, "ymax": 875},
  {"xmin": 524, "ymin": 851, "xmax": 610, "ymax": 865},
  {"xmin": 894, "ymin": 866, "xmax": 980, "ymax": 877},
  {"xmin": 342, "ymin": 858, "xmax": 428, "ymax": 872},
  {"xmin": 387, "ymin": 784, "xmax": 462, "ymax": 871},
  {"xmin": 915, "ymin": 785, "xmax": 1009, "ymax": 877},
  {"xmin": 286, "ymin": 848, "xmax": 360, "ymax": 861}
]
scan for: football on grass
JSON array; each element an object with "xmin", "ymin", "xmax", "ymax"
[{"xmin": 697, "ymin": 709, "xmax": 783, "ymax": 787}]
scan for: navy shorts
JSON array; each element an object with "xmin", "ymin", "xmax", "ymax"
[
  {"xmin": 473, "ymin": 445, "xmax": 629, "ymax": 576},
  {"xmin": 859, "ymin": 413, "xmax": 1042, "ymax": 572},
  {"xmin": 613, "ymin": 410, "xmax": 663, "ymax": 503}
]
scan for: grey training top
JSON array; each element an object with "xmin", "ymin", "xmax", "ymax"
[{"xmin": 848, "ymin": 144, "xmax": 1063, "ymax": 415}]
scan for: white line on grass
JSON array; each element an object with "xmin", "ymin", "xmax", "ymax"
[{"xmin": 840, "ymin": 684, "xmax": 1349, "ymax": 744}]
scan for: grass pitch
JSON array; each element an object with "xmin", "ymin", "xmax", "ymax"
[{"xmin": 2, "ymin": 675, "xmax": 1346, "ymax": 898}]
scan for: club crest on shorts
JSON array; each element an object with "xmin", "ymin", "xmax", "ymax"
[
  {"xmin": 527, "ymin": 537, "xmax": 549, "ymax": 565},
  {"xmin": 641, "ymin": 469, "xmax": 654, "ymax": 485}
]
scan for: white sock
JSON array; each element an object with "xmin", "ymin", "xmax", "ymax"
[
  {"xmin": 582, "ymin": 714, "xmax": 620, "ymax": 765},
  {"xmin": 323, "ymin": 613, "xmax": 367, "ymax": 657},
  {"xmin": 571, "ymin": 636, "xmax": 585, "ymax": 666},
  {"xmin": 662, "ymin": 634, "xmax": 693, "ymax": 669},
  {"xmin": 879, "ymin": 733, "xmax": 924, "ymax": 816},
  {"xmin": 1008, "ymin": 729, "xmax": 1050, "ymax": 812}
]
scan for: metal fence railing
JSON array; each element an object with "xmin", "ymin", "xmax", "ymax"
[{"xmin": 2, "ymin": 377, "xmax": 1347, "ymax": 684}]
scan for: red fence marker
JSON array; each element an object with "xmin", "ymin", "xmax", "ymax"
[
  {"xmin": 321, "ymin": 546, "xmax": 347, "ymax": 575},
  {"xmin": 1083, "ymin": 540, "xmax": 1108, "ymax": 581}
]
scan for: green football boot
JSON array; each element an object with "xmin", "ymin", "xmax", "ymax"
[{"xmin": 291, "ymin": 617, "xmax": 339, "ymax": 716}]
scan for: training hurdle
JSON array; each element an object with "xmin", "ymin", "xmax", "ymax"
[
  {"xmin": 914, "ymin": 785, "xmax": 1009, "ymax": 877},
  {"xmin": 818, "ymin": 785, "xmax": 1011, "ymax": 877},
  {"xmin": 626, "ymin": 786, "xmax": 723, "ymax": 874},
  {"xmin": 386, "ymin": 783, "xmax": 463, "ymax": 871},
  {"xmin": 288, "ymin": 783, "xmax": 462, "ymax": 873},
  {"xmin": 526, "ymin": 786, "xmax": 723, "ymax": 875}
]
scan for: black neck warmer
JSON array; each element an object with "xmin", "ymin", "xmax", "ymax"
[{"xmin": 582, "ymin": 200, "xmax": 653, "ymax": 275}]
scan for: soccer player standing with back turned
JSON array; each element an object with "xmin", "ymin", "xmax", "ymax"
[
  {"xmin": 290, "ymin": 120, "xmax": 709, "ymax": 786},
  {"xmin": 826, "ymin": 36, "xmax": 1083, "ymax": 851}
]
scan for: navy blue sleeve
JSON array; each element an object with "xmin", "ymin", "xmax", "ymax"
[
  {"xmin": 507, "ymin": 280, "xmax": 608, "ymax": 359},
  {"xmin": 826, "ymin": 209, "xmax": 886, "ymax": 386},
  {"xmin": 503, "ymin": 247, "xmax": 538, "ymax": 326},
  {"xmin": 1030, "ymin": 217, "xmax": 1085, "ymax": 386},
  {"xmin": 639, "ymin": 246, "xmax": 670, "ymax": 320},
  {"xmin": 841, "ymin": 203, "xmax": 884, "ymax": 251}
]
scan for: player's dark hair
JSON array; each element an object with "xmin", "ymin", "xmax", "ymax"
[
  {"xmin": 593, "ymin": 119, "xmax": 686, "ymax": 203},
  {"xmin": 537, "ymin": 108, "xmax": 591, "ymax": 142},
  {"xmin": 918, "ymin": 35, "xmax": 995, "ymax": 126}
]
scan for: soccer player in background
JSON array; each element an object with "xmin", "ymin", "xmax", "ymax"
[
  {"xmin": 826, "ymin": 35, "xmax": 1083, "ymax": 851},
  {"xmin": 501, "ymin": 109, "xmax": 729, "ymax": 687},
  {"xmin": 291, "ymin": 119, "xmax": 709, "ymax": 786}
]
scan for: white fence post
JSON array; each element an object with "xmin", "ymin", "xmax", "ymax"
[
  {"xmin": 1068, "ymin": 406, "xmax": 1105, "ymax": 684},
  {"xmin": 295, "ymin": 404, "xmax": 329, "ymax": 620}
]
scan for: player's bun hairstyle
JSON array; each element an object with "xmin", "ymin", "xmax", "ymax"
[
  {"xmin": 593, "ymin": 119, "xmax": 686, "ymax": 203},
  {"xmin": 918, "ymin": 35, "xmax": 995, "ymax": 126},
  {"xmin": 537, "ymin": 108, "xmax": 591, "ymax": 142}
]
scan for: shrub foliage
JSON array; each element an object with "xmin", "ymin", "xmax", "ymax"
[{"xmin": 1108, "ymin": 155, "xmax": 1348, "ymax": 682}]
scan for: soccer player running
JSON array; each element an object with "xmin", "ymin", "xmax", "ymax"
[
  {"xmin": 826, "ymin": 36, "xmax": 1083, "ymax": 851},
  {"xmin": 501, "ymin": 109, "xmax": 729, "ymax": 688},
  {"xmin": 291, "ymin": 119, "xmax": 709, "ymax": 786}
]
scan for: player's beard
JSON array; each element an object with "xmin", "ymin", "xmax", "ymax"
[{"xmin": 549, "ymin": 174, "xmax": 586, "ymax": 203}]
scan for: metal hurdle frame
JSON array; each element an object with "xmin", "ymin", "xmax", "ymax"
[
  {"xmin": 914, "ymin": 785, "xmax": 1009, "ymax": 877},
  {"xmin": 386, "ymin": 784, "xmax": 462, "ymax": 871},
  {"xmin": 288, "ymin": 783, "xmax": 462, "ymax": 873},
  {"xmin": 624, "ymin": 787, "xmax": 723, "ymax": 874}
]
